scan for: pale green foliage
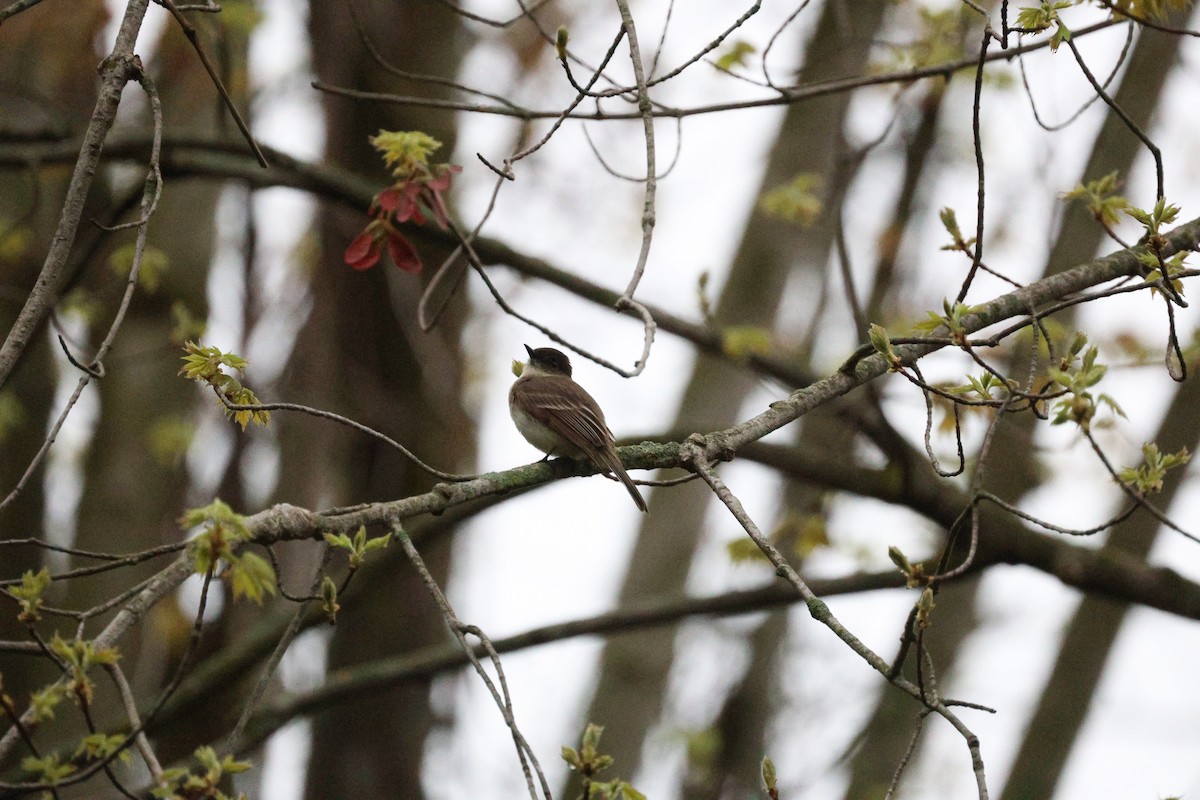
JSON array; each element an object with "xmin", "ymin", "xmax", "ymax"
[
  {"xmin": 938, "ymin": 206, "xmax": 975, "ymax": 252},
  {"xmin": 50, "ymin": 633, "xmax": 120, "ymax": 706},
  {"xmin": 721, "ymin": 325, "xmax": 772, "ymax": 361},
  {"xmin": 179, "ymin": 341, "xmax": 270, "ymax": 430},
  {"xmin": 761, "ymin": 756, "xmax": 778, "ymax": 796},
  {"xmin": 726, "ymin": 536, "xmax": 767, "ymax": 563},
  {"xmin": 1126, "ymin": 197, "xmax": 1189, "ymax": 297},
  {"xmin": 170, "ymin": 301, "xmax": 207, "ymax": 343},
  {"xmin": 182, "ymin": 499, "xmax": 277, "ymax": 604},
  {"xmin": 28, "ymin": 684, "xmax": 68, "ymax": 724},
  {"xmin": 229, "ymin": 551, "xmax": 277, "ymax": 604},
  {"xmin": 1046, "ymin": 337, "xmax": 1124, "ymax": 429},
  {"xmin": 59, "ymin": 287, "xmax": 104, "ymax": 325},
  {"xmin": 181, "ymin": 498, "xmax": 252, "ymax": 569},
  {"xmin": 948, "ymin": 371, "xmax": 1014, "ymax": 402},
  {"xmin": 320, "ymin": 575, "xmax": 340, "ymax": 622},
  {"xmin": 218, "ymin": 0, "xmax": 263, "ymax": 34},
  {"xmin": 1062, "ymin": 171, "xmax": 1129, "ymax": 227},
  {"xmin": 22, "ymin": 753, "xmax": 75, "ymax": 786},
  {"xmin": 874, "ymin": 6, "xmax": 969, "ymax": 72},
  {"xmin": 868, "ymin": 323, "xmax": 902, "ymax": 370},
  {"xmin": 888, "ymin": 545, "xmax": 913, "ymax": 575},
  {"xmin": 585, "ymin": 779, "xmax": 647, "ymax": 800},
  {"xmin": 9, "ymin": 567, "xmax": 50, "ymax": 622},
  {"xmin": 324, "ymin": 526, "xmax": 392, "ymax": 570},
  {"xmin": 916, "ymin": 586, "xmax": 937, "ymax": 629},
  {"xmin": 109, "ymin": 242, "xmax": 168, "ymax": 293},
  {"xmin": 562, "ymin": 723, "xmax": 613, "ymax": 775},
  {"xmin": 888, "ymin": 545, "xmax": 929, "ymax": 589},
  {"xmin": 148, "ymin": 416, "xmax": 195, "ymax": 466},
  {"xmin": 153, "ymin": 746, "xmax": 251, "ymax": 800},
  {"xmin": 1138, "ymin": 249, "xmax": 1188, "ymax": 298},
  {"xmin": 758, "ymin": 173, "xmax": 823, "ymax": 226},
  {"xmin": 714, "ymin": 39, "xmax": 757, "ymax": 71},
  {"xmin": 75, "ymin": 732, "xmax": 131, "ymax": 764},
  {"xmin": 682, "ymin": 727, "xmax": 721, "ymax": 773},
  {"xmin": 1119, "ymin": 442, "xmax": 1190, "ymax": 494},
  {"xmin": 179, "ymin": 341, "xmax": 248, "ymax": 381},
  {"xmin": 914, "ymin": 299, "xmax": 976, "ymax": 337},
  {"xmin": 370, "ymin": 130, "xmax": 444, "ymax": 178},
  {"xmin": 786, "ymin": 511, "xmax": 831, "ymax": 559},
  {"xmin": 0, "ymin": 217, "xmax": 30, "ymax": 262},
  {"xmin": 561, "ymin": 723, "xmax": 646, "ymax": 800},
  {"xmin": 1126, "ymin": 196, "xmax": 1181, "ymax": 236},
  {"xmin": 1016, "ymin": 1, "xmax": 1074, "ymax": 50},
  {"xmin": 555, "ymin": 26, "xmax": 570, "ymax": 60},
  {"xmin": 727, "ymin": 511, "xmax": 829, "ymax": 564}
]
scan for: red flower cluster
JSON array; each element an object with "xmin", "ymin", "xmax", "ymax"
[{"xmin": 344, "ymin": 163, "xmax": 461, "ymax": 273}]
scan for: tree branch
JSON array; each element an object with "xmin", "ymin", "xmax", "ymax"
[{"xmin": 0, "ymin": 0, "xmax": 153, "ymax": 389}]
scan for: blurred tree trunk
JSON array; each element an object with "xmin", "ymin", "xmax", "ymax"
[
  {"xmin": 998, "ymin": 19, "xmax": 1191, "ymax": 800},
  {"xmin": 0, "ymin": 1, "xmax": 108, "ymax": 755},
  {"xmin": 567, "ymin": 3, "xmax": 890, "ymax": 796},
  {"xmin": 294, "ymin": 2, "xmax": 471, "ymax": 798}
]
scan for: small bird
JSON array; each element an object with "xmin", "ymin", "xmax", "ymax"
[{"xmin": 509, "ymin": 345, "xmax": 648, "ymax": 512}]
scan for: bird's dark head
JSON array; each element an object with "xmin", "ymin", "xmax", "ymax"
[{"xmin": 524, "ymin": 345, "xmax": 573, "ymax": 378}]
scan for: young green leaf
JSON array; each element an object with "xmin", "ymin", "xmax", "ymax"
[{"xmin": 714, "ymin": 40, "xmax": 757, "ymax": 71}]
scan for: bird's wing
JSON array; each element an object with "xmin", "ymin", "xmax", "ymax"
[{"xmin": 514, "ymin": 375, "xmax": 612, "ymax": 453}]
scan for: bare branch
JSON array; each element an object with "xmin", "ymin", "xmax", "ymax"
[{"xmin": 0, "ymin": 0, "xmax": 154, "ymax": 389}]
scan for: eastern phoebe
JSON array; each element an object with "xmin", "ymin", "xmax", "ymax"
[{"xmin": 510, "ymin": 345, "xmax": 648, "ymax": 512}]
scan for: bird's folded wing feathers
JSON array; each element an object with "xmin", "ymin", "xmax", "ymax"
[{"xmin": 515, "ymin": 379, "xmax": 611, "ymax": 452}]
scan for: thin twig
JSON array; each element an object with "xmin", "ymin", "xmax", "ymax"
[
  {"xmin": 1093, "ymin": 0, "xmax": 1200, "ymax": 37},
  {"xmin": 228, "ymin": 546, "xmax": 334, "ymax": 747},
  {"xmin": 423, "ymin": 0, "xmax": 554, "ymax": 30},
  {"xmin": 157, "ymin": 0, "xmax": 267, "ymax": 167},
  {"xmin": 310, "ymin": 18, "xmax": 1124, "ymax": 123},
  {"xmin": 955, "ymin": 26, "xmax": 992, "ymax": 304},
  {"xmin": 1064, "ymin": 35, "xmax": 1164, "ymax": 201},
  {"xmin": 613, "ymin": 0, "xmax": 658, "ymax": 302},
  {"xmin": 106, "ymin": 663, "xmax": 164, "ymax": 785},
  {"xmin": 1017, "ymin": 22, "xmax": 1132, "ymax": 131},
  {"xmin": 217, "ymin": 391, "xmax": 478, "ymax": 482},
  {"xmin": 394, "ymin": 525, "xmax": 551, "ymax": 800}
]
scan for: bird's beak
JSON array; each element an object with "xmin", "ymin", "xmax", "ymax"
[{"xmin": 523, "ymin": 344, "xmax": 535, "ymax": 359}]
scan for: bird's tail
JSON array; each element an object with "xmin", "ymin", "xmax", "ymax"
[{"xmin": 601, "ymin": 448, "xmax": 648, "ymax": 512}]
